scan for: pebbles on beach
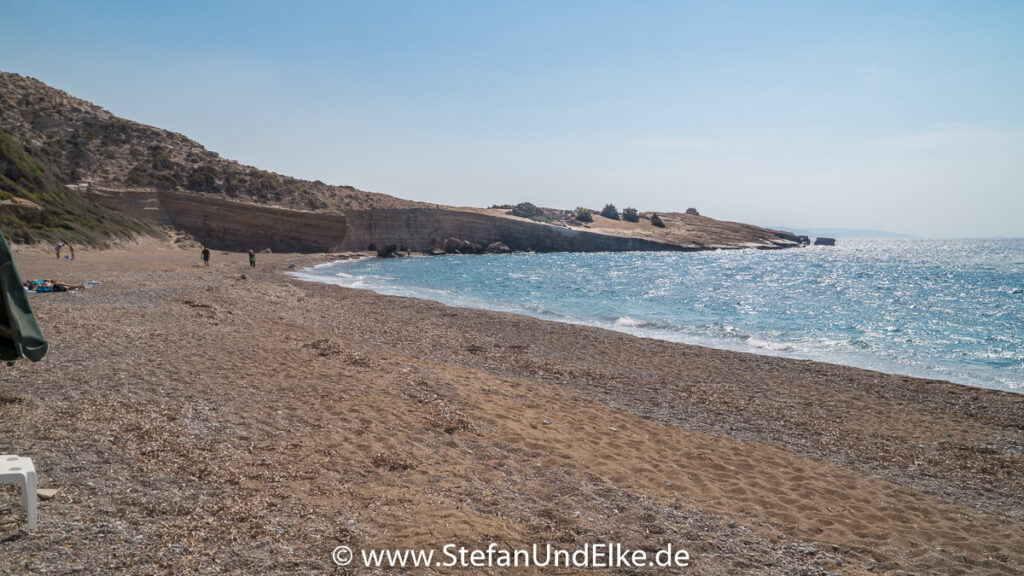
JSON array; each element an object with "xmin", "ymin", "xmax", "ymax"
[{"xmin": 0, "ymin": 242, "xmax": 1021, "ymax": 575}]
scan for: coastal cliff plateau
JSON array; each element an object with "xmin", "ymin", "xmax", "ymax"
[
  {"xmin": 81, "ymin": 187, "xmax": 691, "ymax": 253},
  {"xmin": 1, "ymin": 71, "xmax": 800, "ymax": 252}
]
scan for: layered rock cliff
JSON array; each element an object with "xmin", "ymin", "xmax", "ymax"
[{"xmin": 82, "ymin": 187, "xmax": 710, "ymax": 253}]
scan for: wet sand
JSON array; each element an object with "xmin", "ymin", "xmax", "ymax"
[{"xmin": 1, "ymin": 240, "xmax": 1022, "ymax": 575}]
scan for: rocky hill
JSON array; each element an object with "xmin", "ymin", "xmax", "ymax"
[
  {"xmin": 0, "ymin": 70, "xmax": 803, "ymax": 252},
  {"xmin": 0, "ymin": 71, "xmax": 419, "ymax": 213}
]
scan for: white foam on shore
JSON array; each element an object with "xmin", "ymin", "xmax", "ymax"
[{"xmin": 614, "ymin": 316, "xmax": 647, "ymax": 328}]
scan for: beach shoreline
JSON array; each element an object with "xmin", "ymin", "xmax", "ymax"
[
  {"xmin": 295, "ymin": 245, "xmax": 1024, "ymax": 394},
  {"xmin": 1, "ymin": 241, "xmax": 1021, "ymax": 574}
]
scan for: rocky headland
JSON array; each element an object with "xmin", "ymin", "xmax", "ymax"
[{"xmin": 1, "ymin": 70, "xmax": 803, "ymax": 253}]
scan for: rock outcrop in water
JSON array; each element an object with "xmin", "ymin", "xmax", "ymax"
[
  {"xmin": 772, "ymin": 231, "xmax": 812, "ymax": 246},
  {"xmin": 814, "ymin": 237, "xmax": 837, "ymax": 246}
]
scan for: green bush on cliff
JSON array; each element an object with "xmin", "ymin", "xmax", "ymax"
[
  {"xmin": 511, "ymin": 202, "xmax": 551, "ymax": 223},
  {"xmin": 622, "ymin": 207, "xmax": 639, "ymax": 222},
  {"xmin": 574, "ymin": 207, "xmax": 593, "ymax": 222},
  {"xmin": 511, "ymin": 202, "xmax": 541, "ymax": 218},
  {"xmin": 151, "ymin": 146, "xmax": 174, "ymax": 170},
  {"xmin": 601, "ymin": 204, "xmax": 620, "ymax": 220}
]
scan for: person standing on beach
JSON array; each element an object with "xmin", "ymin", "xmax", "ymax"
[
  {"xmin": 55, "ymin": 242, "xmax": 63, "ymax": 260},
  {"xmin": 66, "ymin": 242, "xmax": 75, "ymax": 261},
  {"xmin": 201, "ymin": 246, "xmax": 210, "ymax": 267},
  {"xmin": 248, "ymin": 250, "xmax": 256, "ymax": 269}
]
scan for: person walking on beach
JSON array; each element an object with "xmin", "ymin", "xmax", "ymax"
[
  {"xmin": 201, "ymin": 246, "xmax": 210, "ymax": 267},
  {"xmin": 248, "ymin": 250, "xmax": 256, "ymax": 269},
  {"xmin": 54, "ymin": 242, "xmax": 64, "ymax": 260}
]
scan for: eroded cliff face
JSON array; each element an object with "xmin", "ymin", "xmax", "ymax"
[
  {"xmin": 83, "ymin": 188, "xmax": 710, "ymax": 253},
  {"xmin": 340, "ymin": 208, "xmax": 689, "ymax": 252},
  {"xmin": 84, "ymin": 188, "xmax": 347, "ymax": 252}
]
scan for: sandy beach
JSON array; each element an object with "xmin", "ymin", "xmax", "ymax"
[{"xmin": 1, "ymin": 240, "xmax": 1022, "ymax": 575}]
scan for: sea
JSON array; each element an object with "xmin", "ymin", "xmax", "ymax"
[{"xmin": 293, "ymin": 239, "xmax": 1024, "ymax": 393}]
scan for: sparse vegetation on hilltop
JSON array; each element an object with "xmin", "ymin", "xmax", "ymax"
[
  {"xmin": 600, "ymin": 203, "xmax": 619, "ymax": 220},
  {"xmin": 510, "ymin": 202, "xmax": 550, "ymax": 222},
  {"xmin": 574, "ymin": 207, "xmax": 593, "ymax": 222}
]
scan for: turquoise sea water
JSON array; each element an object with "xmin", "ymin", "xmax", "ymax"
[{"xmin": 294, "ymin": 239, "xmax": 1024, "ymax": 392}]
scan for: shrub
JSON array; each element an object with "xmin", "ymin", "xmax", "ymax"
[
  {"xmin": 150, "ymin": 147, "xmax": 174, "ymax": 171},
  {"xmin": 622, "ymin": 207, "xmax": 639, "ymax": 222},
  {"xmin": 574, "ymin": 207, "xmax": 593, "ymax": 222},
  {"xmin": 511, "ymin": 202, "xmax": 543, "ymax": 219},
  {"xmin": 600, "ymin": 203, "xmax": 619, "ymax": 220},
  {"xmin": 650, "ymin": 213, "xmax": 665, "ymax": 228}
]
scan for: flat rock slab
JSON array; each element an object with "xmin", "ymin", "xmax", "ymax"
[{"xmin": 36, "ymin": 488, "xmax": 59, "ymax": 500}]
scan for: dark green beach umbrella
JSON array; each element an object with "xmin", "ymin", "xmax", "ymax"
[{"xmin": 0, "ymin": 230, "xmax": 48, "ymax": 364}]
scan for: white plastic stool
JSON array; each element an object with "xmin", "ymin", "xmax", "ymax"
[{"xmin": 0, "ymin": 455, "xmax": 37, "ymax": 529}]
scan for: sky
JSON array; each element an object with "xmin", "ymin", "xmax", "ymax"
[{"xmin": 2, "ymin": 1, "xmax": 1022, "ymax": 237}]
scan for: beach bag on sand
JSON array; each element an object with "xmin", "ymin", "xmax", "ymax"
[{"xmin": 0, "ymin": 231, "xmax": 48, "ymax": 364}]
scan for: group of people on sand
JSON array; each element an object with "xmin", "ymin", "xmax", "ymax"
[
  {"xmin": 54, "ymin": 241, "xmax": 75, "ymax": 261},
  {"xmin": 19, "ymin": 241, "xmax": 89, "ymax": 294},
  {"xmin": 23, "ymin": 279, "xmax": 88, "ymax": 292},
  {"xmin": 201, "ymin": 247, "xmax": 257, "ymax": 269}
]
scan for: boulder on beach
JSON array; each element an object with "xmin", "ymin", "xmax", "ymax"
[
  {"xmin": 486, "ymin": 242, "xmax": 512, "ymax": 254},
  {"xmin": 443, "ymin": 237, "xmax": 462, "ymax": 253},
  {"xmin": 441, "ymin": 237, "xmax": 485, "ymax": 254}
]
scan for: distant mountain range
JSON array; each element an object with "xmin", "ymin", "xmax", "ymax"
[{"xmin": 769, "ymin": 227, "xmax": 919, "ymax": 239}]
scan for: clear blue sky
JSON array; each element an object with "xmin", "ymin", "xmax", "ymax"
[{"xmin": 3, "ymin": 0, "xmax": 1022, "ymax": 237}]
